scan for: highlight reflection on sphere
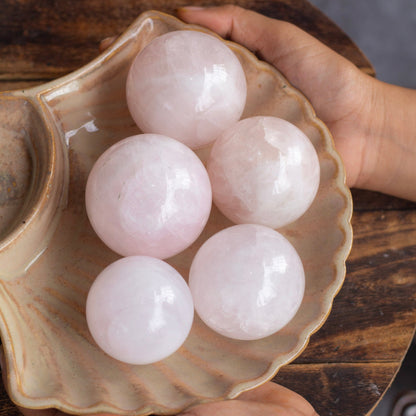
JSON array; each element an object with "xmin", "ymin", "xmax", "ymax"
[
  {"xmin": 189, "ymin": 224, "xmax": 305, "ymax": 340},
  {"xmin": 85, "ymin": 134, "xmax": 212, "ymax": 259},
  {"xmin": 126, "ymin": 30, "xmax": 247, "ymax": 149},
  {"xmin": 86, "ymin": 256, "xmax": 194, "ymax": 365},
  {"xmin": 208, "ymin": 116, "xmax": 320, "ymax": 228}
]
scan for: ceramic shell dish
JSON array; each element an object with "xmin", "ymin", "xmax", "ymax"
[{"xmin": 0, "ymin": 11, "xmax": 353, "ymax": 415}]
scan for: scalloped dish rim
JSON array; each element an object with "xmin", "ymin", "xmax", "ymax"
[{"xmin": 0, "ymin": 10, "xmax": 353, "ymax": 415}]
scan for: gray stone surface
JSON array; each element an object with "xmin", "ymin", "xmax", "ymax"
[{"xmin": 309, "ymin": 0, "xmax": 416, "ymax": 88}]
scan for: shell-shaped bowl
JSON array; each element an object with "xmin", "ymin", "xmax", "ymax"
[{"xmin": 0, "ymin": 10, "xmax": 352, "ymax": 415}]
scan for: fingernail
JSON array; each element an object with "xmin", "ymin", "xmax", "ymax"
[
  {"xmin": 182, "ymin": 6, "xmax": 205, "ymax": 10},
  {"xmin": 99, "ymin": 36, "xmax": 117, "ymax": 52},
  {"xmin": 177, "ymin": 6, "xmax": 205, "ymax": 13}
]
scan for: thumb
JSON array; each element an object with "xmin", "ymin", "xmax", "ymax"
[
  {"xmin": 177, "ymin": 5, "xmax": 359, "ymax": 123},
  {"xmin": 176, "ymin": 5, "xmax": 339, "ymax": 78}
]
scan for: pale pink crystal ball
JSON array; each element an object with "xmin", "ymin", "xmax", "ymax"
[
  {"xmin": 189, "ymin": 224, "xmax": 305, "ymax": 340},
  {"xmin": 86, "ymin": 256, "xmax": 194, "ymax": 364},
  {"xmin": 208, "ymin": 116, "xmax": 320, "ymax": 228},
  {"xmin": 85, "ymin": 134, "xmax": 212, "ymax": 259},
  {"xmin": 126, "ymin": 30, "xmax": 247, "ymax": 149}
]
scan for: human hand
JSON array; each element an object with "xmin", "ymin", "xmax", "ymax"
[
  {"xmin": 5, "ymin": 8, "xmax": 413, "ymax": 415},
  {"xmin": 15, "ymin": 382, "xmax": 317, "ymax": 416},
  {"xmin": 1, "ymin": 347, "xmax": 315, "ymax": 416},
  {"xmin": 178, "ymin": 381, "xmax": 318, "ymax": 416},
  {"xmin": 178, "ymin": 5, "xmax": 416, "ymax": 201}
]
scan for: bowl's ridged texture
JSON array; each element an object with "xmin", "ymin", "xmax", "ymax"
[{"xmin": 0, "ymin": 11, "xmax": 352, "ymax": 415}]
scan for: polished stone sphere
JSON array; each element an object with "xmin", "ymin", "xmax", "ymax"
[
  {"xmin": 85, "ymin": 134, "xmax": 212, "ymax": 259},
  {"xmin": 208, "ymin": 116, "xmax": 320, "ymax": 228},
  {"xmin": 189, "ymin": 224, "xmax": 305, "ymax": 340},
  {"xmin": 86, "ymin": 256, "xmax": 194, "ymax": 365},
  {"xmin": 126, "ymin": 30, "xmax": 247, "ymax": 149}
]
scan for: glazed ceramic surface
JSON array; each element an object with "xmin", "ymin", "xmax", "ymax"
[{"xmin": 0, "ymin": 11, "xmax": 352, "ymax": 415}]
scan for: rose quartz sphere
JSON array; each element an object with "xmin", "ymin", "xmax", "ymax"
[
  {"xmin": 86, "ymin": 256, "xmax": 194, "ymax": 365},
  {"xmin": 208, "ymin": 116, "xmax": 320, "ymax": 228},
  {"xmin": 126, "ymin": 30, "xmax": 247, "ymax": 149},
  {"xmin": 85, "ymin": 134, "xmax": 212, "ymax": 259},
  {"xmin": 189, "ymin": 224, "xmax": 305, "ymax": 340}
]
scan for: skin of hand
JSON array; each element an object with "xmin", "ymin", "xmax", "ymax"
[
  {"xmin": 9, "ymin": 4, "xmax": 415, "ymax": 416},
  {"xmin": 15, "ymin": 383, "xmax": 318, "ymax": 416},
  {"xmin": 177, "ymin": 382, "xmax": 318, "ymax": 416},
  {"xmin": 178, "ymin": 5, "xmax": 416, "ymax": 201},
  {"xmin": 0, "ymin": 348, "xmax": 317, "ymax": 416}
]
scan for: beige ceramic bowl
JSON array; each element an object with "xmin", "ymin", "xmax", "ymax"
[{"xmin": 0, "ymin": 10, "xmax": 352, "ymax": 415}]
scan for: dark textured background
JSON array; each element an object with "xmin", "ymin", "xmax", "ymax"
[{"xmin": 310, "ymin": 0, "xmax": 416, "ymax": 88}]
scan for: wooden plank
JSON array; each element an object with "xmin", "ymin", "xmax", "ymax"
[
  {"xmin": 0, "ymin": 80, "xmax": 42, "ymax": 93},
  {"xmin": 275, "ymin": 362, "xmax": 399, "ymax": 416},
  {"xmin": 0, "ymin": 399, "xmax": 19, "ymax": 416},
  {"xmin": 0, "ymin": 0, "xmax": 374, "ymax": 80},
  {"xmin": 0, "ymin": 360, "xmax": 400, "ymax": 416},
  {"xmin": 352, "ymin": 189, "xmax": 416, "ymax": 211},
  {"xmin": 298, "ymin": 210, "xmax": 416, "ymax": 364},
  {"xmin": 0, "ymin": 211, "xmax": 409, "ymax": 414}
]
